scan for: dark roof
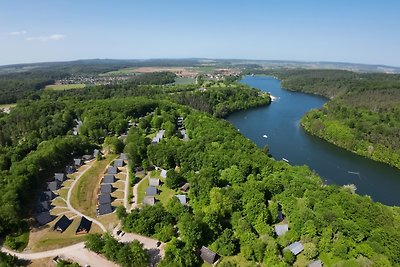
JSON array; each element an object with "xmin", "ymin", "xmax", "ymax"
[
  {"xmin": 146, "ymin": 186, "xmax": 157, "ymax": 196},
  {"xmin": 76, "ymin": 216, "xmax": 92, "ymax": 233},
  {"xmin": 103, "ymin": 174, "xmax": 115, "ymax": 184},
  {"xmin": 39, "ymin": 201, "xmax": 51, "ymax": 212},
  {"xmin": 98, "ymin": 203, "xmax": 113, "ymax": 215},
  {"xmin": 98, "ymin": 194, "xmax": 112, "ymax": 205},
  {"xmin": 82, "ymin": 154, "xmax": 94, "ymax": 161},
  {"xmin": 47, "ymin": 180, "xmax": 61, "ymax": 191},
  {"xmin": 54, "ymin": 215, "xmax": 72, "ymax": 232},
  {"xmin": 36, "ymin": 212, "xmax": 54, "ymax": 225},
  {"xmin": 107, "ymin": 166, "xmax": 118, "ymax": 174},
  {"xmin": 65, "ymin": 165, "xmax": 76, "ymax": 174},
  {"xmin": 40, "ymin": 191, "xmax": 56, "ymax": 201},
  {"xmin": 114, "ymin": 159, "xmax": 124, "ymax": 167},
  {"xmin": 54, "ymin": 173, "xmax": 66, "ymax": 182},
  {"xmin": 100, "ymin": 184, "xmax": 113, "ymax": 194},
  {"xmin": 200, "ymin": 246, "xmax": 218, "ymax": 264},
  {"xmin": 143, "ymin": 196, "xmax": 155, "ymax": 206}
]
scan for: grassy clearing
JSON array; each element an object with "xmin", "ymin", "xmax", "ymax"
[
  {"xmin": 175, "ymin": 77, "xmax": 195, "ymax": 85},
  {"xmin": 157, "ymin": 183, "xmax": 176, "ymax": 206},
  {"xmin": 97, "ymin": 213, "xmax": 119, "ymax": 232},
  {"xmin": 70, "ymin": 154, "xmax": 116, "ymax": 217},
  {"xmin": 218, "ymin": 255, "xmax": 256, "ymax": 267},
  {"xmin": 137, "ymin": 176, "xmax": 149, "ymax": 204},
  {"xmin": 0, "ymin": 103, "xmax": 17, "ymax": 109},
  {"xmin": 45, "ymin": 84, "xmax": 86, "ymax": 91}
]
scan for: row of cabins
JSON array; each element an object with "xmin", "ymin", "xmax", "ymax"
[{"xmin": 97, "ymin": 154, "xmax": 127, "ymax": 215}]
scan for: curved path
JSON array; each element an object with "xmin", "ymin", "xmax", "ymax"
[{"xmin": 66, "ymin": 162, "xmax": 107, "ymax": 232}]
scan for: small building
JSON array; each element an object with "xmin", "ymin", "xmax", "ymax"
[
  {"xmin": 73, "ymin": 158, "xmax": 83, "ymax": 167},
  {"xmin": 100, "ymin": 184, "xmax": 113, "ymax": 194},
  {"xmin": 98, "ymin": 203, "xmax": 113, "ymax": 215},
  {"xmin": 107, "ymin": 166, "xmax": 118, "ymax": 174},
  {"xmin": 47, "ymin": 180, "xmax": 61, "ymax": 191},
  {"xmin": 160, "ymin": 169, "xmax": 167, "ymax": 178},
  {"xmin": 65, "ymin": 165, "xmax": 76, "ymax": 174},
  {"xmin": 274, "ymin": 224, "xmax": 289, "ymax": 236},
  {"xmin": 285, "ymin": 241, "xmax": 304, "ymax": 256},
  {"xmin": 181, "ymin": 182, "xmax": 190, "ymax": 192},
  {"xmin": 152, "ymin": 130, "xmax": 165, "ymax": 144},
  {"xmin": 146, "ymin": 186, "xmax": 158, "ymax": 196},
  {"xmin": 149, "ymin": 178, "xmax": 160, "ymax": 187},
  {"xmin": 38, "ymin": 201, "xmax": 51, "ymax": 212},
  {"xmin": 36, "ymin": 211, "xmax": 54, "ymax": 225},
  {"xmin": 54, "ymin": 215, "xmax": 72, "ymax": 233},
  {"xmin": 119, "ymin": 153, "xmax": 128, "ymax": 161},
  {"xmin": 40, "ymin": 191, "xmax": 56, "ymax": 201},
  {"xmin": 176, "ymin": 194, "xmax": 187, "ymax": 205},
  {"xmin": 103, "ymin": 174, "xmax": 115, "ymax": 184},
  {"xmin": 93, "ymin": 149, "xmax": 101, "ymax": 158},
  {"xmin": 98, "ymin": 194, "xmax": 112, "ymax": 205},
  {"xmin": 308, "ymin": 260, "xmax": 323, "ymax": 267},
  {"xmin": 277, "ymin": 204, "xmax": 284, "ymax": 222},
  {"xmin": 82, "ymin": 154, "xmax": 94, "ymax": 161},
  {"xmin": 114, "ymin": 159, "xmax": 124, "ymax": 167},
  {"xmin": 76, "ymin": 216, "xmax": 92, "ymax": 234},
  {"xmin": 200, "ymin": 246, "xmax": 219, "ymax": 265},
  {"xmin": 143, "ymin": 196, "xmax": 156, "ymax": 206},
  {"xmin": 54, "ymin": 173, "xmax": 66, "ymax": 182}
]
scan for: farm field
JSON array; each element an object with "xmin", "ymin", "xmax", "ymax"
[{"xmin": 45, "ymin": 84, "xmax": 86, "ymax": 90}]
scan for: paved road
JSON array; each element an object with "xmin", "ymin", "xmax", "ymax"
[
  {"xmin": 66, "ymin": 161, "xmax": 107, "ymax": 232},
  {"xmin": 1, "ymin": 242, "xmax": 118, "ymax": 267}
]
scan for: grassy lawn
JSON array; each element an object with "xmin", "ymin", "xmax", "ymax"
[
  {"xmin": 137, "ymin": 176, "xmax": 149, "ymax": 205},
  {"xmin": 157, "ymin": 183, "xmax": 176, "ymax": 206},
  {"xmin": 175, "ymin": 77, "xmax": 195, "ymax": 85},
  {"xmin": 51, "ymin": 197, "xmax": 67, "ymax": 207},
  {"xmin": 70, "ymin": 154, "xmax": 117, "ymax": 217},
  {"xmin": 45, "ymin": 84, "xmax": 86, "ymax": 90},
  {"xmin": 57, "ymin": 188, "xmax": 69, "ymax": 200},
  {"xmin": 97, "ymin": 213, "xmax": 119, "ymax": 232},
  {"xmin": 218, "ymin": 255, "xmax": 256, "ymax": 267},
  {"xmin": 0, "ymin": 103, "xmax": 17, "ymax": 109}
]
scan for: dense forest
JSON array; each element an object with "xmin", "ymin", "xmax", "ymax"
[
  {"xmin": 1, "ymin": 69, "xmax": 400, "ymax": 266},
  {"xmin": 255, "ymin": 69, "xmax": 400, "ymax": 169}
]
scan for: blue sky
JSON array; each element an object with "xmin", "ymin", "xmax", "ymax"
[{"xmin": 1, "ymin": 0, "xmax": 399, "ymax": 66}]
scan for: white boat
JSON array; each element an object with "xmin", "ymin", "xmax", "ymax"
[
  {"xmin": 282, "ymin": 158, "xmax": 289, "ymax": 163},
  {"xmin": 262, "ymin": 134, "xmax": 268, "ymax": 138}
]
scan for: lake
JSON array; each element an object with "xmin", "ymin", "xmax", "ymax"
[{"xmin": 227, "ymin": 75, "xmax": 400, "ymax": 206}]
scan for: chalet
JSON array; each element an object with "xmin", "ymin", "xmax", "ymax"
[
  {"xmin": 98, "ymin": 203, "xmax": 113, "ymax": 215},
  {"xmin": 308, "ymin": 260, "xmax": 323, "ymax": 267},
  {"xmin": 146, "ymin": 186, "xmax": 158, "ymax": 196},
  {"xmin": 181, "ymin": 183, "xmax": 190, "ymax": 192},
  {"xmin": 120, "ymin": 153, "xmax": 128, "ymax": 161},
  {"xmin": 76, "ymin": 216, "xmax": 92, "ymax": 234},
  {"xmin": 176, "ymin": 194, "xmax": 187, "ymax": 205},
  {"xmin": 107, "ymin": 166, "xmax": 118, "ymax": 174},
  {"xmin": 54, "ymin": 215, "xmax": 72, "ymax": 233},
  {"xmin": 73, "ymin": 158, "xmax": 83, "ymax": 167},
  {"xmin": 38, "ymin": 201, "xmax": 51, "ymax": 212},
  {"xmin": 93, "ymin": 149, "xmax": 101, "ymax": 158},
  {"xmin": 274, "ymin": 224, "xmax": 289, "ymax": 236},
  {"xmin": 160, "ymin": 169, "xmax": 167, "ymax": 178},
  {"xmin": 200, "ymin": 246, "xmax": 219, "ymax": 265},
  {"xmin": 35, "ymin": 211, "xmax": 54, "ymax": 225},
  {"xmin": 103, "ymin": 174, "xmax": 115, "ymax": 184},
  {"xmin": 143, "ymin": 196, "xmax": 156, "ymax": 206},
  {"xmin": 180, "ymin": 129, "xmax": 188, "ymax": 140},
  {"xmin": 285, "ymin": 241, "xmax": 304, "ymax": 256},
  {"xmin": 54, "ymin": 173, "xmax": 66, "ymax": 182},
  {"xmin": 82, "ymin": 154, "xmax": 94, "ymax": 161},
  {"xmin": 47, "ymin": 180, "xmax": 61, "ymax": 191},
  {"xmin": 149, "ymin": 178, "xmax": 160, "ymax": 187},
  {"xmin": 100, "ymin": 184, "xmax": 113, "ymax": 194},
  {"xmin": 152, "ymin": 130, "xmax": 165, "ymax": 144},
  {"xmin": 98, "ymin": 194, "xmax": 112, "ymax": 205},
  {"xmin": 65, "ymin": 165, "xmax": 76, "ymax": 174},
  {"xmin": 40, "ymin": 191, "xmax": 56, "ymax": 201},
  {"xmin": 114, "ymin": 159, "xmax": 124, "ymax": 167}
]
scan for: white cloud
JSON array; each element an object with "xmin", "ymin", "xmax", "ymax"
[
  {"xmin": 26, "ymin": 34, "xmax": 66, "ymax": 41},
  {"xmin": 8, "ymin": 31, "xmax": 27, "ymax": 36}
]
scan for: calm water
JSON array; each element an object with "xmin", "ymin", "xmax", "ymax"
[{"xmin": 228, "ymin": 76, "xmax": 400, "ymax": 206}]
